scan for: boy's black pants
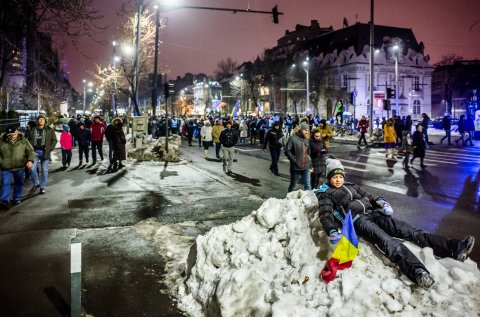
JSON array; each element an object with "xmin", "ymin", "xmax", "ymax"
[{"xmin": 354, "ymin": 211, "xmax": 461, "ymax": 283}]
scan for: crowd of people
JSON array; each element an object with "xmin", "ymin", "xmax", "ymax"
[{"xmin": 0, "ymin": 113, "xmax": 126, "ymax": 209}]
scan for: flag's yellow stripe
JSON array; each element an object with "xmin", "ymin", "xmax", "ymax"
[{"xmin": 331, "ymin": 236, "xmax": 358, "ymax": 265}]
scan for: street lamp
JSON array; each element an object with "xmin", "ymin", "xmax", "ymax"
[
  {"xmin": 151, "ymin": 5, "xmax": 161, "ymax": 118},
  {"xmin": 83, "ymin": 79, "xmax": 86, "ymax": 114},
  {"xmin": 292, "ymin": 58, "xmax": 310, "ymax": 113},
  {"xmin": 111, "ymin": 41, "xmax": 118, "ymax": 117},
  {"xmin": 392, "ymin": 44, "xmax": 400, "ymax": 115}
]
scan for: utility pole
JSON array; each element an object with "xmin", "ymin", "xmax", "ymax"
[
  {"xmin": 369, "ymin": 0, "xmax": 375, "ymax": 135},
  {"xmin": 152, "ymin": 6, "xmax": 160, "ymax": 118},
  {"xmin": 132, "ymin": 0, "xmax": 143, "ymax": 116}
]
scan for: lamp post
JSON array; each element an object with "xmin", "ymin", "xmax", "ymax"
[
  {"xmin": 86, "ymin": 82, "xmax": 93, "ymax": 114},
  {"xmin": 292, "ymin": 58, "xmax": 310, "ymax": 113},
  {"xmin": 83, "ymin": 79, "xmax": 86, "ymax": 114},
  {"xmin": 369, "ymin": 0, "xmax": 375, "ymax": 135},
  {"xmin": 393, "ymin": 44, "xmax": 400, "ymax": 115},
  {"xmin": 152, "ymin": 5, "xmax": 160, "ymax": 118},
  {"xmin": 112, "ymin": 41, "xmax": 118, "ymax": 116}
]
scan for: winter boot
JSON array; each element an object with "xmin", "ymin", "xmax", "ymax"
[
  {"xmin": 456, "ymin": 235, "xmax": 475, "ymax": 262},
  {"xmin": 79, "ymin": 160, "xmax": 83, "ymax": 166},
  {"xmin": 204, "ymin": 150, "xmax": 208, "ymax": 159},
  {"xmin": 391, "ymin": 148, "xmax": 397, "ymax": 160},
  {"xmin": 414, "ymin": 268, "xmax": 435, "ymax": 290}
]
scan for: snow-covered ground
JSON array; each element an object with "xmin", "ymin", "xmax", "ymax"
[{"xmin": 138, "ymin": 190, "xmax": 480, "ymax": 317}]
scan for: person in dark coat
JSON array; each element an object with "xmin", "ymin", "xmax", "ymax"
[
  {"xmin": 68, "ymin": 117, "xmax": 79, "ymax": 148},
  {"xmin": 455, "ymin": 115, "xmax": 466, "ymax": 146},
  {"xmin": 186, "ymin": 118, "xmax": 195, "ymax": 146},
  {"xmin": 394, "ymin": 116, "xmax": 404, "ymax": 146},
  {"xmin": 263, "ymin": 121, "xmax": 284, "ymax": 176},
  {"xmin": 404, "ymin": 115, "xmax": 413, "ymax": 133},
  {"xmin": 421, "ymin": 113, "xmax": 430, "ymax": 144},
  {"xmin": 285, "ymin": 122, "xmax": 311, "ymax": 192},
  {"xmin": 317, "ymin": 157, "xmax": 475, "ymax": 289},
  {"xmin": 76, "ymin": 122, "xmax": 91, "ymax": 165},
  {"xmin": 440, "ymin": 115, "xmax": 452, "ymax": 145},
  {"xmin": 249, "ymin": 118, "xmax": 258, "ymax": 145},
  {"xmin": 105, "ymin": 120, "xmax": 115, "ymax": 164},
  {"xmin": 111, "ymin": 118, "xmax": 126, "ymax": 170},
  {"xmin": 309, "ymin": 128, "xmax": 327, "ymax": 189},
  {"xmin": 219, "ymin": 121, "xmax": 239, "ymax": 173},
  {"xmin": 28, "ymin": 114, "xmax": 57, "ymax": 194},
  {"xmin": 464, "ymin": 115, "xmax": 475, "ymax": 146},
  {"xmin": 411, "ymin": 123, "xmax": 427, "ymax": 168}
]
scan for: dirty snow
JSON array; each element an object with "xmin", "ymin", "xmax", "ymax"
[
  {"xmin": 174, "ymin": 190, "xmax": 480, "ymax": 317},
  {"xmin": 127, "ymin": 135, "xmax": 182, "ymax": 162}
]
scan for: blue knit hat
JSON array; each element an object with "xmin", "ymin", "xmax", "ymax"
[{"xmin": 63, "ymin": 125, "xmax": 69, "ymax": 131}]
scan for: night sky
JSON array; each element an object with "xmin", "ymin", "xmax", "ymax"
[{"xmin": 61, "ymin": 0, "xmax": 480, "ymax": 91}]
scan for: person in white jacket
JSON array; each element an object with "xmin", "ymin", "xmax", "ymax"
[
  {"xmin": 239, "ymin": 120, "xmax": 248, "ymax": 146},
  {"xmin": 200, "ymin": 120, "xmax": 214, "ymax": 159}
]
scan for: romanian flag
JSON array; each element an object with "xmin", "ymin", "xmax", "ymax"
[
  {"xmin": 231, "ymin": 98, "xmax": 240, "ymax": 118},
  {"xmin": 211, "ymin": 100, "xmax": 222, "ymax": 111},
  {"xmin": 321, "ymin": 211, "xmax": 359, "ymax": 283}
]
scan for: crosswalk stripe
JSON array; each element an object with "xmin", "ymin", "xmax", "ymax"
[
  {"xmin": 343, "ymin": 165, "xmax": 371, "ymax": 172},
  {"xmin": 357, "ymin": 153, "xmax": 444, "ymax": 166},
  {"xmin": 369, "ymin": 151, "xmax": 459, "ymax": 165},
  {"xmin": 340, "ymin": 157, "xmax": 428, "ymax": 167},
  {"xmin": 424, "ymin": 151, "xmax": 480, "ymax": 162},
  {"xmin": 361, "ymin": 180, "xmax": 408, "ymax": 195}
]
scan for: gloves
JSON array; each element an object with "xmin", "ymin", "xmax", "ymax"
[
  {"xmin": 328, "ymin": 231, "xmax": 342, "ymax": 244},
  {"xmin": 377, "ymin": 199, "xmax": 394, "ymax": 216}
]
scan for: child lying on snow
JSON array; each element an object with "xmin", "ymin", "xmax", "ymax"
[{"xmin": 315, "ymin": 157, "xmax": 475, "ymax": 289}]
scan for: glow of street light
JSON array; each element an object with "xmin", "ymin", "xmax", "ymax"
[
  {"xmin": 162, "ymin": 0, "xmax": 177, "ymax": 6},
  {"xmin": 114, "ymin": 56, "xmax": 120, "ymax": 62},
  {"xmin": 83, "ymin": 79, "xmax": 86, "ymax": 83},
  {"xmin": 303, "ymin": 61, "xmax": 308, "ymax": 67},
  {"xmin": 88, "ymin": 89, "xmax": 93, "ymax": 93},
  {"xmin": 375, "ymin": 48, "xmax": 380, "ymax": 54},
  {"xmin": 122, "ymin": 44, "xmax": 134, "ymax": 56},
  {"xmin": 393, "ymin": 44, "xmax": 399, "ymax": 50},
  {"xmin": 292, "ymin": 64, "xmax": 296, "ymax": 68},
  {"xmin": 88, "ymin": 82, "xmax": 93, "ymax": 87},
  {"xmin": 112, "ymin": 41, "xmax": 117, "ymax": 46},
  {"xmin": 236, "ymin": 76, "xmax": 240, "ymax": 80}
]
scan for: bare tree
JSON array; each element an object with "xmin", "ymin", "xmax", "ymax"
[
  {"xmin": 92, "ymin": 9, "xmax": 161, "ymax": 115},
  {"xmin": 0, "ymin": 0, "xmax": 103, "ymax": 87},
  {"xmin": 214, "ymin": 58, "xmax": 238, "ymax": 81},
  {"xmin": 434, "ymin": 53, "xmax": 463, "ymax": 67}
]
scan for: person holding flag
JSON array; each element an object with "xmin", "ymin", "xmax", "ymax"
[
  {"xmin": 316, "ymin": 157, "xmax": 475, "ymax": 289},
  {"xmin": 231, "ymin": 99, "xmax": 240, "ymax": 118},
  {"xmin": 321, "ymin": 210, "xmax": 358, "ymax": 283}
]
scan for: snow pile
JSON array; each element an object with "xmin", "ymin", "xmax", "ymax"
[
  {"xmin": 128, "ymin": 135, "xmax": 181, "ymax": 162},
  {"xmin": 179, "ymin": 190, "xmax": 480, "ymax": 317}
]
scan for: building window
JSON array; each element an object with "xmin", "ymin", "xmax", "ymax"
[
  {"xmin": 413, "ymin": 100, "xmax": 421, "ymax": 115},
  {"xmin": 413, "ymin": 76, "xmax": 420, "ymax": 91},
  {"xmin": 342, "ymin": 74, "xmax": 348, "ymax": 88}
]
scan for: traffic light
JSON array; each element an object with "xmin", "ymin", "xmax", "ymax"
[
  {"xmin": 383, "ymin": 99, "xmax": 391, "ymax": 111},
  {"xmin": 386, "ymin": 88, "xmax": 396, "ymax": 99},
  {"xmin": 272, "ymin": 5, "xmax": 279, "ymax": 24},
  {"xmin": 164, "ymin": 82, "xmax": 175, "ymax": 99}
]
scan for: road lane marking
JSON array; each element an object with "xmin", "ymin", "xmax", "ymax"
[
  {"xmin": 361, "ymin": 180, "xmax": 408, "ymax": 195},
  {"xmin": 355, "ymin": 154, "xmax": 440, "ymax": 166}
]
